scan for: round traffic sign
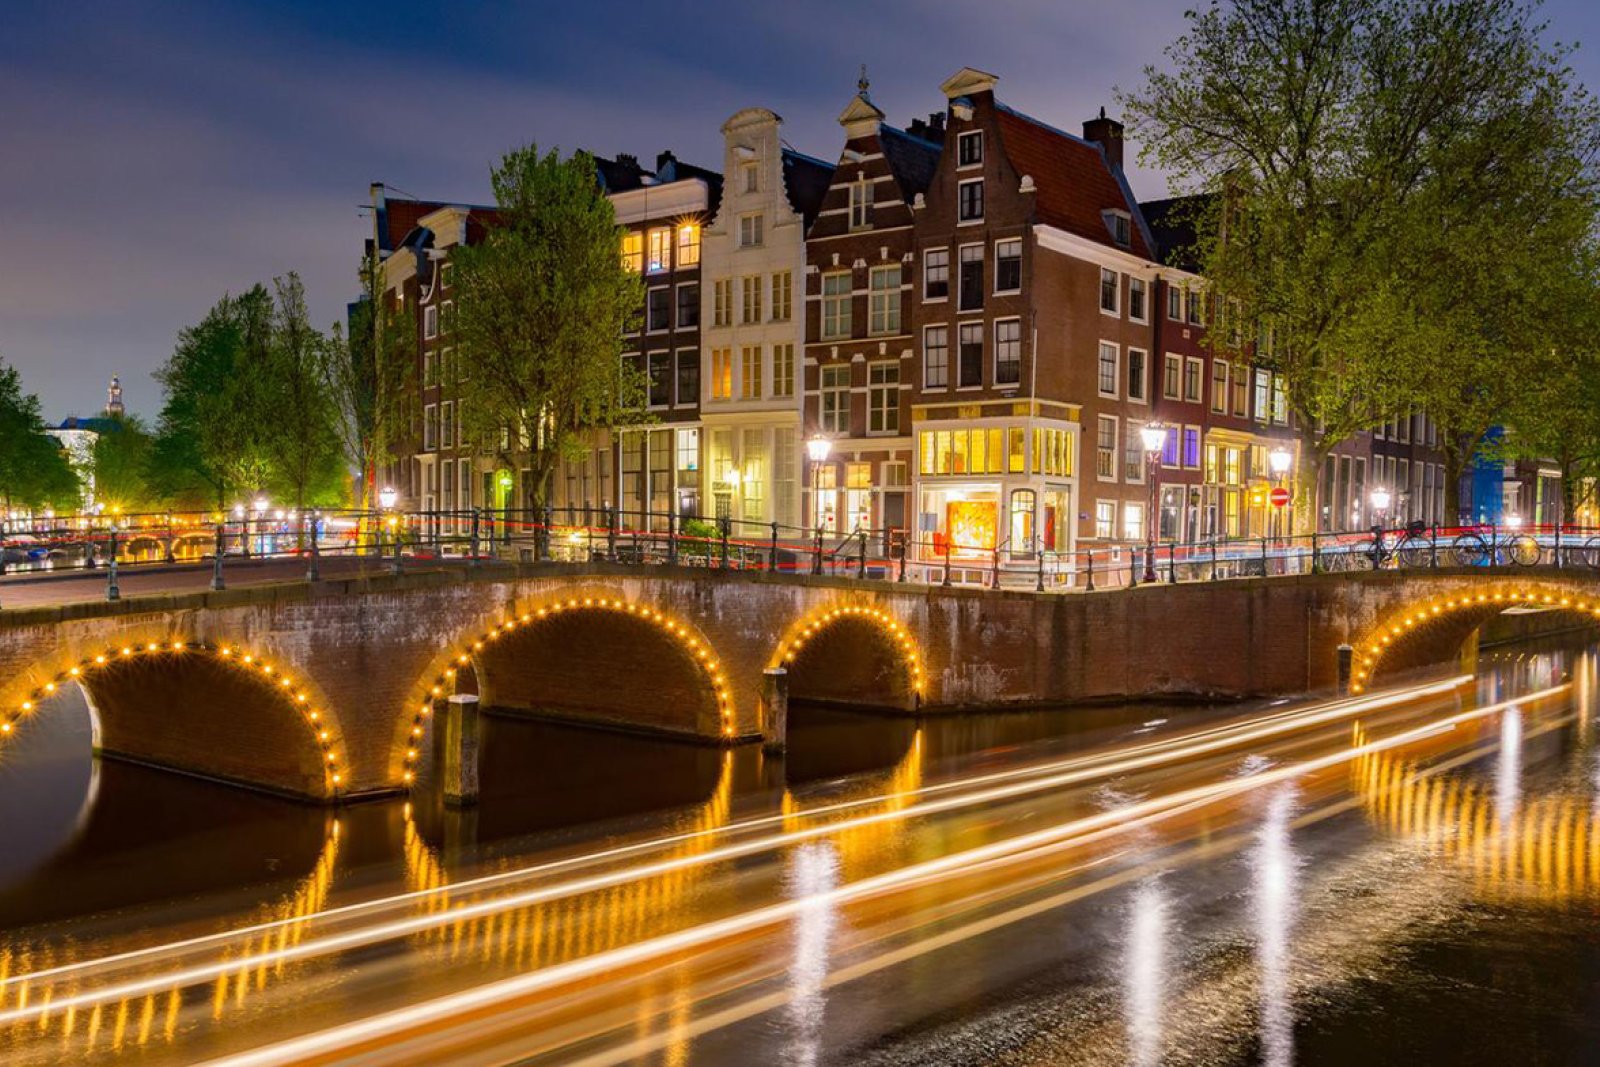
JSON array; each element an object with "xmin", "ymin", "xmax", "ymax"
[{"xmin": 1270, "ymin": 486, "xmax": 1291, "ymax": 508}]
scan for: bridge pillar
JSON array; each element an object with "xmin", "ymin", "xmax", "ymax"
[
  {"xmin": 441, "ymin": 694, "xmax": 481, "ymax": 807},
  {"xmin": 760, "ymin": 667, "xmax": 788, "ymax": 754},
  {"xmin": 1337, "ymin": 643, "xmax": 1353, "ymax": 695}
]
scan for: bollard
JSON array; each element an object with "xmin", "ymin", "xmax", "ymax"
[
  {"xmin": 760, "ymin": 667, "xmax": 789, "ymax": 754},
  {"xmin": 1336, "ymin": 643, "xmax": 1354, "ymax": 695},
  {"xmin": 211, "ymin": 523, "xmax": 227, "ymax": 591},
  {"xmin": 106, "ymin": 529, "xmax": 120, "ymax": 601},
  {"xmin": 442, "ymin": 694, "xmax": 481, "ymax": 807}
]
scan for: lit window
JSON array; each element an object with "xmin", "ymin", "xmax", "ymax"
[
  {"xmin": 621, "ymin": 232, "xmax": 643, "ymax": 272},
  {"xmin": 711, "ymin": 348, "xmax": 732, "ymax": 400},
  {"xmin": 1096, "ymin": 415, "xmax": 1117, "ymax": 480},
  {"xmin": 772, "ymin": 343, "xmax": 795, "ymax": 398},
  {"xmin": 1123, "ymin": 502, "xmax": 1144, "ymax": 541},
  {"xmin": 740, "ymin": 345, "xmax": 763, "ymax": 399},
  {"xmin": 677, "ymin": 224, "xmax": 700, "ymax": 267},
  {"xmin": 647, "ymin": 228, "xmax": 671, "ymax": 273},
  {"xmin": 1095, "ymin": 500, "xmax": 1115, "ymax": 539}
]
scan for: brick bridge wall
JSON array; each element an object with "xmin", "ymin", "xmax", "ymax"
[{"xmin": 0, "ymin": 564, "xmax": 1593, "ymax": 802}]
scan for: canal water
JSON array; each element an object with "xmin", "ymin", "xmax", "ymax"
[{"xmin": 1, "ymin": 632, "xmax": 1598, "ymax": 1063}]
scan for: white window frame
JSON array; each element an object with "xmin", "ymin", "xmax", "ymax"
[
  {"xmin": 957, "ymin": 178, "xmax": 984, "ymax": 224},
  {"xmin": 423, "ymin": 304, "xmax": 438, "ymax": 340},
  {"xmin": 1126, "ymin": 347, "xmax": 1148, "ymax": 404},
  {"xmin": 738, "ymin": 213, "xmax": 764, "ymax": 248},
  {"xmin": 646, "ymin": 227, "xmax": 672, "ymax": 273},
  {"xmin": 867, "ymin": 362, "xmax": 899, "ymax": 435},
  {"xmin": 994, "ymin": 238, "xmax": 1022, "ymax": 295},
  {"xmin": 1097, "ymin": 341, "xmax": 1120, "ymax": 399},
  {"xmin": 1128, "ymin": 276, "xmax": 1148, "ymax": 323},
  {"xmin": 1099, "ymin": 268, "xmax": 1119, "ymax": 317},
  {"xmin": 868, "ymin": 264, "xmax": 901, "ymax": 335},
  {"xmin": 957, "ymin": 130, "xmax": 983, "ymax": 169},
  {"xmin": 923, "ymin": 324, "xmax": 949, "ymax": 390},
  {"xmin": 1096, "ymin": 414, "xmax": 1119, "ymax": 483},
  {"xmin": 821, "ymin": 271, "xmax": 852, "ymax": 339},
  {"xmin": 994, "ymin": 317, "xmax": 1022, "ymax": 386},
  {"xmin": 923, "ymin": 247, "xmax": 949, "ymax": 302}
]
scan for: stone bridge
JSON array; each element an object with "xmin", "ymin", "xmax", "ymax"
[{"xmin": 0, "ymin": 563, "xmax": 1594, "ymax": 803}]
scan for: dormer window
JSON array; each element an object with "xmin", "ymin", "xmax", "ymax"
[
  {"xmin": 741, "ymin": 162, "xmax": 759, "ymax": 194},
  {"xmin": 958, "ymin": 130, "xmax": 983, "ymax": 168},
  {"xmin": 849, "ymin": 175, "xmax": 873, "ymax": 229},
  {"xmin": 1104, "ymin": 210, "xmax": 1132, "ymax": 249}
]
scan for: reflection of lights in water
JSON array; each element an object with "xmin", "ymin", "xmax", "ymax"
[
  {"xmin": 783, "ymin": 842, "xmax": 840, "ymax": 1067},
  {"xmin": 1123, "ymin": 878, "xmax": 1167, "ymax": 1067},
  {"xmin": 1254, "ymin": 785, "xmax": 1298, "ymax": 1067},
  {"xmin": 1497, "ymin": 707, "xmax": 1522, "ymax": 830}
]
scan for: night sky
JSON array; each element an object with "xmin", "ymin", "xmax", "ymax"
[{"xmin": 4, "ymin": 0, "xmax": 1598, "ymax": 421}]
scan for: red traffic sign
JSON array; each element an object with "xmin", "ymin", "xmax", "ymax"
[{"xmin": 1269, "ymin": 486, "xmax": 1291, "ymax": 508}]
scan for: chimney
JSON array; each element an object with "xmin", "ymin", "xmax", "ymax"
[
  {"xmin": 906, "ymin": 112, "xmax": 946, "ymax": 142},
  {"xmin": 656, "ymin": 149, "xmax": 678, "ymax": 178},
  {"xmin": 1083, "ymin": 107, "xmax": 1124, "ymax": 170}
]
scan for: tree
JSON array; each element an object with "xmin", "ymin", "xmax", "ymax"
[
  {"xmin": 451, "ymin": 144, "xmax": 646, "ymax": 511},
  {"xmin": 151, "ymin": 288, "xmax": 276, "ymax": 509},
  {"xmin": 1123, "ymin": 0, "xmax": 1600, "ymax": 529},
  {"xmin": 89, "ymin": 413, "xmax": 157, "ymax": 513},
  {"xmin": 259, "ymin": 273, "xmax": 346, "ymax": 515},
  {"xmin": 324, "ymin": 253, "xmax": 418, "ymax": 513},
  {"xmin": 0, "ymin": 357, "xmax": 80, "ymax": 513}
]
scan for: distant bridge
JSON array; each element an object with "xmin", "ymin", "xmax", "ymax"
[{"xmin": 0, "ymin": 562, "xmax": 1595, "ymax": 803}]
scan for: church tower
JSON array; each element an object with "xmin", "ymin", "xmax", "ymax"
[{"xmin": 105, "ymin": 375, "xmax": 124, "ymax": 417}]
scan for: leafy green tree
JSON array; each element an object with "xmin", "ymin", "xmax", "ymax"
[
  {"xmin": 1123, "ymin": 0, "xmax": 1600, "ymax": 529},
  {"xmin": 89, "ymin": 413, "xmax": 157, "ymax": 513},
  {"xmin": 0, "ymin": 357, "xmax": 80, "ymax": 513},
  {"xmin": 451, "ymin": 144, "xmax": 646, "ymax": 511},
  {"xmin": 259, "ymin": 273, "xmax": 347, "ymax": 514}
]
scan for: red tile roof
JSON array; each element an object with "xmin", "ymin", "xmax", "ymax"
[{"xmin": 993, "ymin": 105, "xmax": 1152, "ymax": 260}]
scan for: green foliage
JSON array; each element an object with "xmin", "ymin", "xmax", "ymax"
[
  {"xmin": 451, "ymin": 144, "xmax": 647, "ymax": 509},
  {"xmin": 0, "ymin": 357, "xmax": 80, "ymax": 512},
  {"xmin": 89, "ymin": 413, "xmax": 157, "ymax": 513},
  {"xmin": 260, "ymin": 273, "xmax": 347, "ymax": 509},
  {"xmin": 1122, "ymin": 0, "xmax": 1600, "ymax": 527}
]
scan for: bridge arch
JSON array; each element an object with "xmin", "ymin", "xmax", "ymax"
[
  {"xmin": 772, "ymin": 602, "xmax": 923, "ymax": 712},
  {"xmin": 1352, "ymin": 581, "xmax": 1600, "ymax": 692},
  {"xmin": 398, "ymin": 593, "xmax": 735, "ymax": 785},
  {"xmin": 2, "ymin": 638, "xmax": 346, "ymax": 799}
]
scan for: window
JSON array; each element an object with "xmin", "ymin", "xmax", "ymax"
[
  {"xmin": 1095, "ymin": 500, "xmax": 1116, "ymax": 539},
  {"xmin": 924, "ymin": 247, "xmax": 949, "ymax": 300},
  {"xmin": 713, "ymin": 278, "xmax": 732, "ymax": 327},
  {"xmin": 1031, "ymin": 427, "xmax": 1074, "ymax": 476},
  {"xmin": 1127, "ymin": 348, "xmax": 1147, "ymax": 402},
  {"xmin": 424, "ymin": 403, "xmax": 438, "ymax": 451},
  {"xmin": 1184, "ymin": 357, "xmax": 1203, "ymax": 402},
  {"xmin": 648, "ymin": 352, "xmax": 670, "ymax": 407},
  {"xmin": 958, "ymin": 179, "xmax": 984, "ymax": 222},
  {"xmin": 958, "ymin": 130, "xmax": 983, "ymax": 167},
  {"xmin": 1210, "ymin": 361, "xmax": 1228, "ymax": 414},
  {"xmin": 1097, "ymin": 341, "xmax": 1119, "ymax": 397},
  {"xmin": 822, "ymin": 272, "xmax": 852, "ymax": 338},
  {"xmin": 423, "ymin": 348, "xmax": 436, "ymax": 386},
  {"xmin": 1271, "ymin": 374, "xmax": 1288, "ymax": 425},
  {"xmin": 710, "ymin": 348, "xmax": 732, "ymax": 400},
  {"xmin": 1106, "ymin": 211, "xmax": 1132, "ymax": 249},
  {"xmin": 771, "ymin": 271, "xmax": 792, "ymax": 321},
  {"xmin": 820, "ymin": 365, "xmax": 850, "ymax": 434},
  {"xmin": 438, "ymin": 300, "xmax": 453, "ymax": 336},
  {"xmin": 1096, "ymin": 415, "xmax": 1118, "ymax": 480},
  {"xmin": 1124, "ymin": 426, "xmax": 1145, "ymax": 483},
  {"xmin": 869, "ymin": 265, "xmax": 901, "ymax": 334},
  {"xmin": 740, "ymin": 345, "xmax": 762, "ymax": 399},
  {"xmin": 868, "ymin": 363, "xmax": 899, "ymax": 434},
  {"xmin": 1129, "ymin": 277, "xmax": 1147, "ymax": 321},
  {"xmin": 647, "ymin": 228, "xmax": 671, "ymax": 273},
  {"xmin": 772, "ymin": 343, "xmax": 794, "ymax": 398},
  {"xmin": 959, "ymin": 245, "xmax": 983, "ymax": 311},
  {"xmin": 1099, "ymin": 268, "xmax": 1119, "ymax": 314},
  {"xmin": 1253, "ymin": 368, "xmax": 1271, "ymax": 422},
  {"xmin": 1010, "ymin": 489, "xmax": 1035, "ymax": 551},
  {"xmin": 1183, "ymin": 426, "xmax": 1201, "ymax": 469},
  {"xmin": 995, "ymin": 238, "xmax": 1021, "ymax": 293},
  {"xmin": 1163, "ymin": 354, "xmax": 1181, "ymax": 399},
  {"xmin": 424, "ymin": 305, "xmax": 438, "ymax": 339},
  {"xmin": 918, "ymin": 428, "xmax": 1008, "ymax": 475},
  {"xmin": 849, "ymin": 176, "xmax": 873, "ymax": 229},
  {"xmin": 924, "ymin": 325, "xmax": 949, "ymax": 388},
  {"xmin": 1123, "ymin": 502, "xmax": 1144, "ymax": 541},
  {"xmin": 1186, "ymin": 289, "xmax": 1202, "ymax": 325},
  {"xmin": 739, "ymin": 213, "xmax": 764, "ymax": 248},
  {"xmin": 1167, "ymin": 285, "xmax": 1182, "ymax": 321},
  {"xmin": 741, "ymin": 275, "xmax": 762, "ymax": 325},
  {"xmin": 676, "ymin": 350, "xmax": 698, "ymax": 406},
  {"xmin": 1231, "ymin": 370, "xmax": 1248, "ymax": 417},
  {"xmin": 741, "ymin": 162, "xmax": 759, "ymax": 193},
  {"xmin": 995, "ymin": 319, "xmax": 1021, "ymax": 385},
  {"xmin": 647, "ymin": 287, "xmax": 670, "ymax": 332},
  {"xmin": 441, "ymin": 401, "xmax": 454, "ymax": 451},
  {"xmin": 676, "ymin": 283, "xmax": 699, "ymax": 329},
  {"xmin": 621, "ymin": 232, "xmax": 643, "ymax": 272},
  {"xmin": 958, "ymin": 323, "xmax": 984, "ymax": 387},
  {"xmin": 677, "ymin": 223, "xmax": 700, "ymax": 267}
]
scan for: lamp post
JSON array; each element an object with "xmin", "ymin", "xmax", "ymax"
[
  {"xmin": 806, "ymin": 436, "xmax": 832, "ymax": 576},
  {"xmin": 378, "ymin": 485, "xmax": 399, "ymax": 565},
  {"xmin": 1268, "ymin": 444, "xmax": 1292, "ymax": 543},
  {"xmin": 251, "ymin": 495, "xmax": 267, "ymax": 558},
  {"xmin": 1138, "ymin": 423, "xmax": 1166, "ymax": 583}
]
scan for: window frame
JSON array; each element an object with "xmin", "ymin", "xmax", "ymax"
[
  {"xmin": 994, "ymin": 238, "xmax": 1022, "ymax": 294},
  {"xmin": 868, "ymin": 264, "xmax": 902, "ymax": 335},
  {"xmin": 1097, "ymin": 341, "xmax": 1120, "ymax": 399},
  {"xmin": 994, "ymin": 317, "xmax": 1022, "ymax": 386},
  {"xmin": 1099, "ymin": 268, "xmax": 1119, "ymax": 317},
  {"xmin": 821, "ymin": 271, "xmax": 853, "ymax": 340},
  {"xmin": 957, "ymin": 130, "xmax": 983, "ymax": 169},
  {"xmin": 923, "ymin": 324, "xmax": 949, "ymax": 390},
  {"xmin": 867, "ymin": 361, "xmax": 900, "ymax": 435},
  {"xmin": 1126, "ymin": 347, "xmax": 1148, "ymax": 404},
  {"xmin": 923, "ymin": 247, "xmax": 949, "ymax": 301},
  {"xmin": 957, "ymin": 322, "xmax": 984, "ymax": 389},
  {"xmin": 957, "ymin": 178, "xmax": 984, "ymax": 224}
]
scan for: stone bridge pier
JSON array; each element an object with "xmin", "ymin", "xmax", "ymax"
[{"xmin": 0, "ymin": 563, "xmax": 1594, "ymax": 804}]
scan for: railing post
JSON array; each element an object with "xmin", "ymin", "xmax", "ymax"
[
  {"xmin": 942, "ymin": 548, "xmax": 952, "ymax": 588},
  {"xmin": 1312, "ymin": 529, "xmax": 1321, "ymax": 574},
  {"xmin": 1431, "ymin": 524, "xmax": 1439, "ymax": 569},
  {"xmin": 1036, "ymin": 548, "xmax": 1046, "ymax": 593},
  {"xmin": 305, "ymin": 513, "xmax": 320, "ymax": 583},
  {"xmin": 1261, "ymin": 534, "xmax": 1269, "ymax": 576},
  {"xmin": 990, "ymin": 544, "xmax": 1001, "ymax": 589},
  {"xmin": 857, "ymin": 531, "xmax": 867, "ymax": 580},
  {"xmin": 606, "ymin": 505, "xmax": 618, "ymax": 563},
  {"xmin": 106, "ymin": 529, "xmax": 120, "ymax": 602},
  {"xmin": 719, "ymin": 516, "xmax": 730, "ymax": 571},
  {"xmin": 1211, "ymin": 538, "xmax": 1219, "ymax": 581},
  {"xmin": 1085, "ymin": 549, "xmax": 1095, "ymax": 592},
  {"xmin": 1556, "ymin": 522, "xmax": 1563, "ymax": 569},
  {"xmin": 469, "ymin": 507, "xmax": 481, "ymax": 566},
  {"xmin": 540, "ymin": 505, "xmax": 553, "ymax": 561},
  {"xmin": 211, "ymin": 522, "xmax": 226, "ymax": 591},
  {"xmin": 769, "ymin": 521, "xmax": 779, "ymax": 572},
  {"xmin": 391, "ymin": 519, "xmax": 404, "ymax": 576},
  {"xmin": 1129, "ymin": 549, "xmax": 1138, "ymax": 587},
  {"xmin": 668, "ymin": 511, "xmax": 679, "ymax": 566},
  {"xmin": 1168, "ymin": 543, "xmax": 1177, "ymax": 583},
  {"xmin": 812, "ymin": 525, "xmax": 823, "ymax": 576},
  {"xmin": 898, "ymin": 538, "xmax": 908, "ymax": 583}
]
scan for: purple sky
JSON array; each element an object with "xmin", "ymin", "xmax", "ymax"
[{"xmin": 4, "ymin": 0, "xmax": 1597, "ymax": 421}]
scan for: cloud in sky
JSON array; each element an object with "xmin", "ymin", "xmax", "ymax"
[{"xmin": 2, "ymin": 0, "xmax": 1597, "ymax": 419}]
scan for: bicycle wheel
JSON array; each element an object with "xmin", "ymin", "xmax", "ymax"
[
  {"xmin": 1395, "ymin": 536, "xmax": 1431, "ymax": 569},
  {"xmin": 1508, "ymin": 534, "xmax": 1541, "ymax": 566},
  {"xmin": 1585, "ymin": 536, "xmax": 1600, "ymax": 570},
  {"xmin": 1450, "ymin": 533, "xmax": 1489, "ymax": 568}
]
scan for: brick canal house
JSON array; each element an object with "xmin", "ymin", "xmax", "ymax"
[
  {"xmin": 800, "ymin": 75, "xmax": 940, "ymax": 549},
  {"xmin": 698, "ymin": 107, "xmax": 832, "ymax": 535}
]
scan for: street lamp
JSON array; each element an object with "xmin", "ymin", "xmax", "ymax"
[
  {"xmin": 1268, "ymin": 445, "xmax": 1292, "ymax": 542},
  {"xmin": 378, "ymin": 486, "xmax": 398, "ymax": 511},
  {"xmin": 1369, "ymin": 486, "xmax": 1391, "ymax": 524},
  {"xmin": 1138, "ymin": 423, "xmax": 1166, "ymax": 582},
  {"xmin": 806, "ymin": 435, "xmax": 832, "ymax": 529}
]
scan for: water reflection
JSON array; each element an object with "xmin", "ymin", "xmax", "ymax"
[
  {"xmin": 1122, "ymin": 877, "xmax": 1168, "ymax": 1067},
  {"xmin": 782, "ymin": 842, "xmax": 840, "ymax": 1067},
  {"xmin": 1252, "ymin": 785, "xmax": 1298, "ymax": 1067}
]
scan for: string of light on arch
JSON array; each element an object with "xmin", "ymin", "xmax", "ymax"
[
  {"xmin": 3, "ymin": 640, "xmax": 345, "ymax": 793},
  {"xmin": 401, "ymin": 596, "xmax": 736, "ymax": 785},
  {"xmin": 775, "ymin": 603, "xmax": 924, "ymax": 695},
  {"xmin": 1352, "ymin": 586, "xmax": 1600, "ymax": 694}
]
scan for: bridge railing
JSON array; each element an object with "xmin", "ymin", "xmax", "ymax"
[{"xmin": 4, "ymin": 507, "xmax": 1597, "ymax": 604}]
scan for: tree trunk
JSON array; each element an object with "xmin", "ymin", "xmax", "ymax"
[{"xmin": 1292, "ymin": 423, "xmax": 1326, "ymax": 536}]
